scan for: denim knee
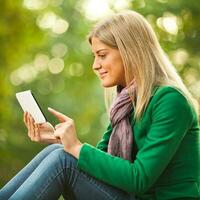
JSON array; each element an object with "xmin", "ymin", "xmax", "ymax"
[
  {"xmin": 44, "ymin": 143, "xmax": 63, "ymax": 152},
  {"xmin": 45, "ymin": 148, "xmax": 77, "ymax": 169}
]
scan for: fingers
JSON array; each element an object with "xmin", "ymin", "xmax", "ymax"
[
  {"xmin": 55, "ymin": 123, "xmax": 63, "ymax": 130},
  {"xmin": 26, "ymin": 113, "xmax": 40, "ymax": 141},
  {"xmin": 28, "ymin": 113, "xmax": 35, "ymax": 138},
  {"xmin": 34, "ymin": 123, "xmax": 40, "ymax": 140},
  {"xmin": 46, "ymin": 122, "xmax": 55, "ymax": 131},
  {"xmin": 27, "ymin": 113, "xmax": 31, "ymax": 138},
  {"xmin": 24, "ymin": 112, "xmax": 36, "ymax": 140},
  {"xmin": 23, "ymin": 111, "xmax": 28, "ymax": 127},
  {"xmin": 24, "ymin": 113, "xmax": 57, "ymax": 143},
  {"xmin": 48, "ymin": 107, "xmax": 71, "ymax": 123}
]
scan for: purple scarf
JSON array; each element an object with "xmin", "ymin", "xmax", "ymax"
[{"xmin": 107, "ymin": 82, "xmax": 136, "ymax": 162}]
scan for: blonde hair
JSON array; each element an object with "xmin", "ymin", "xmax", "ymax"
[{"xmin": 88, "ymin": 10, "xmax": 199, "ymax": 120}]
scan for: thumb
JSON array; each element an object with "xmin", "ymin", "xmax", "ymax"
[{"xmin": 48, "ymin": 107, "xmax": 70, "ymax": 122}]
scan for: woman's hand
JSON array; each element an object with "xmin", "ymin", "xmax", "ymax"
[
  {"xmin": 48, "ymin": 107, "xmax": 83, "ymax": 158},
  {"xmin": 23, "ymin": 112, "xmax": 60, "ymax": 144}
]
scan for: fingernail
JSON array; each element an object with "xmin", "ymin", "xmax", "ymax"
[{"xmin": 48, "ymin": 107, "xmax": 54, "ymax": 111}]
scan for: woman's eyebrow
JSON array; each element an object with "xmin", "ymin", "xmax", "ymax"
[{"xmin": 92, "ymin": 49, "xmax": 108, "ymax": 54}]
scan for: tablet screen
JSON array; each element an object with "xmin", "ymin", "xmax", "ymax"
[{"xmin": 16, "ymin": 90, "xmax": 46, "ymax": 123}]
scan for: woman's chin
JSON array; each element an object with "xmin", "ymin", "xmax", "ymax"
[{"xmin": 101, "ymin": 81, "xmax": 116, "ymax": 88}]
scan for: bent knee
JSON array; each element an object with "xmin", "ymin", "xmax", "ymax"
[
  {"xmin": 44, "ymin": 143, "xmax": 63, "ymax": 152},
  {"xmin": 49, "ymin": 148, "xmax": 77, "ymax": 167}
]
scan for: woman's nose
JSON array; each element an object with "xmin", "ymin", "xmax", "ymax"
[{"xmin": 92, "ymin": 59, "xmax": 101, "ymax": 70}]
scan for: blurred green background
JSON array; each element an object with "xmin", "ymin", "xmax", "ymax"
[{"xmin": 0, "ymin": 0, "xmax": 200, "ymax": 188}]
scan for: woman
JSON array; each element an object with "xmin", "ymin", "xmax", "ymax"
[{"xmin": 0, "ymin": 10, "xmax": 199, "ymax": 200}]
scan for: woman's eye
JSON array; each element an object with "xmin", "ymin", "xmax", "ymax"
[{"xmin": 99, "ymin": 54, "xmax": 106, "ymax": 59}]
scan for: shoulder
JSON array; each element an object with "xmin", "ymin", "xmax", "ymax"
[
  {"xmin": 153, "ymin": 86, "xmax": 186, "ymax": 100},
  {"xmin": 149, "ymin": 86, "xmax": 195, "ymax": 123},
  {"xmin": 151, "ymin": 86, "xmax": 191, "ymax": 107}
]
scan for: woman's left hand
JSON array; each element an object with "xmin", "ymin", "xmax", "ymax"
[{"xmin": 48, "ymin": 107, "xmax": 83, "ymax": 158}]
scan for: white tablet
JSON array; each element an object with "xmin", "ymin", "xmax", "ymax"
[{"xmin": 16, "ymin": 90, "xmax": 46, "ymax": 123}]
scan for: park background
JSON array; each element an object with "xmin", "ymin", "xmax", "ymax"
[{"xmin": 0, "ymin": 0, "xmax": 200, "ymax": 191}]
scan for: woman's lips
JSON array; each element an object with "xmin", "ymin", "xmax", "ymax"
[{"xmin": 99, "ymin": 72, "xmax": 108, "ymax": 79}]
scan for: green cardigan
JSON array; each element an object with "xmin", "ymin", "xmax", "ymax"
[{"xmin": 77, "ymin": 86, "xmax": 200, "ymax": 199}]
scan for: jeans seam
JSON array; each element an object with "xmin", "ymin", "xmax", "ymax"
[
  {"xmin": 35, "ymin": 165, "xmax": 81, "ymax": 199},
  {"xmin": 36, "ymin": 166, "xmax": 68, "ymax": 199},
  {"xmin": 36, "ymin": 165, "xmax": 118, "ymax": 200},
  {"xmin": 74, "ymin": 169, "xmax": 118, "ymax": 200}
]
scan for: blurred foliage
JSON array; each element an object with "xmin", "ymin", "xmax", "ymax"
[{"xmin": 0, "ymin": 0, "xmax": 199, "ymax": 189}]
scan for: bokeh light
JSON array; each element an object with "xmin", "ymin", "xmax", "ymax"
[
  {"xmin": 10, "ymin": 64, "xmax": 38, "ymax": 86},
  {"xmin": 23, "ymin": 0, "xmax": 48, "ymax": 10},
  {"xmin": 156, "ymin": 13, "xmax": 181, "ymax": 35},
  {"xmin": 49, "ymin": 0, "xmax": 63, "ymax": 7},
  {"xmin": 80, "ymin": 0, "xmax": 113, "ymax": 21},
  {"xmin": 68, "ymin": 63, "xmax": 84, "ymax": 77},
  {"xmin": 172, "ymin": 49, "xmax": 189, "ymax": 66},
  {"xmin": 48, "ymin": 58, "xmax": 65, "ymax": 74},
  {"xmin": 112, "ymin": 0, "xmax": 131, "ymax": 11},
  {"xmin": 37, "ymin": 11, "xmax": 69, "ymax": 34},
  {"xmin": 51, "ymin": 43, "xmax": 68, "ymax": 58},
  {"xmin": 34, "ymin": 53, "xmax": 50, "ymax": 71},
  {"xmin": 23, "ymin": 0, "xmax": 63, "ymax": 9}
]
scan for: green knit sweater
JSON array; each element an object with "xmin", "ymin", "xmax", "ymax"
[{"xmin": 77, "ymin": 86, "xmax": 200, "ymax": 199}]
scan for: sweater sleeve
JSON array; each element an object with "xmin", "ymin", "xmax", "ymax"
[{"xmin": 77, "ymin": 90, "xmax": 194, "ymax": 194}]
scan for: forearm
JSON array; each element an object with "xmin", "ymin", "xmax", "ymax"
[{"xmin": 65, "ymin": 142, "xmax": 83, "ymax": 159}]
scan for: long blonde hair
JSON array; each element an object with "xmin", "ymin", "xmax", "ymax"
[{"xmin": 88, "ymin": 10, "xmax": 199, "ymax": 120}]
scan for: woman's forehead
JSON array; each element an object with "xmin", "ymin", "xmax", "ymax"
[{"xmin": 91, "ymin": 37, "xmax": 111, "ymax": 53}]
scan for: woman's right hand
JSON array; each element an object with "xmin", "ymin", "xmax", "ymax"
[{"xmin": 23, "ymin": 112, "xmax": 61, "ymax": 144}]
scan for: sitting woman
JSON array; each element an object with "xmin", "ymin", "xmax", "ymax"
[{"xmin": 0, "ymin": 10, "xmax": 199, "ymax": 200}]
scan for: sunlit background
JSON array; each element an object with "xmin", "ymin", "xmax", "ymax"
[{"xmin": 0, "ymin": 0, "xmax": 200, "ymax": 194}]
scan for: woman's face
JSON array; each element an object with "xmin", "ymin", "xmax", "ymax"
[{"xmin": 91, "ymin": 37, "xmax": 126, "ymax": 88}]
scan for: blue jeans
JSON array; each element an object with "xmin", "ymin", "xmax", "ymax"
[{"xmin": 0, "ymin": 144, "xmax": 135, "ymax": 200}]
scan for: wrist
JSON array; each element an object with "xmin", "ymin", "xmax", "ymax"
[{"xmin": 66, "ymin": 142, "xmax": 83, "ymax": 158}]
